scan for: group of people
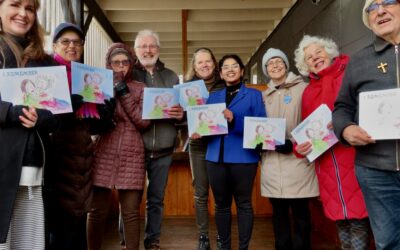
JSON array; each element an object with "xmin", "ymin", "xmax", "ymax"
[
  {"xmin": 0, "ymin": 0, "xmax": 182, "ymax": 249},
  {"xmin": 1, "ymin": 0, "xmax": 400, "ymax": 250}
]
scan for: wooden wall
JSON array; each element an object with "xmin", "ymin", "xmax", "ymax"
[
  {"xmin": 139, "ymin": 158, "xmax": 272, "ymax": 217},
  {"xmin": 113, "ymin": 84, "xmax": 272, "ymax": 217}
]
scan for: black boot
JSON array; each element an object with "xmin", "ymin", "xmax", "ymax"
[
  {"xmin": 216, "ymin": 235, "xmax": 231, "ymax": 250},
  {"xmin": 197, "ymin": 234, "xmax": 211, "ymax": 250},
  {"xmin": 216, "ymin": 235, "xmax": 222, "ymax": 250}
]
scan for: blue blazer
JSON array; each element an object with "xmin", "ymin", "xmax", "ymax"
[{"xmin": 206, "ymin": 84, "xmax": 267, "ymax": 163}]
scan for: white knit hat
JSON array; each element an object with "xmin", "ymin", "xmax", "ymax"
[
  {"xmin": 261, "ymin": 48, "xmax": 289, "ymax": 77},
  {"xmin": 362, "ymin": 0, "xmax": 375, "ymax": 29}
]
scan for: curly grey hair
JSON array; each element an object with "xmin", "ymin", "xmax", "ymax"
[{"xmin": 294, "ymin": 35, "xmax": 339, "ymax": 76}]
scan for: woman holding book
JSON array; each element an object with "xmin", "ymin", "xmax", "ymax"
[
  {"xmin": 87, "ymin": 43, "xmax": 150, "ymax": 250},
  {"xmin": 294, "ymin": 35, "xmax": 369, "ymax": 250},
  {"xmin": 46, "ymin": 22, "xmax": 114, "ymax": 250},
  {"xmin": 185, "ymin": 47, "xmax": 225, "ymax": 250},
  {"xmin": 196, "ymin": 54, "xmax": 266, "ymax": 250},
  {"xmin": 260, "ymin": 48, "xmax": 319, "ymax": 250},
  {"xmin": 0, "ymin": 0, "xmax": 59, "ymax": 249}
]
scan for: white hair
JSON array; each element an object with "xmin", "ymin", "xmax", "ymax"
[
  {"xmin": 294, "ymin": 35, "xmax": 339, "ymax": 76},
  {"xmin": 134, "ymin": 29, "xmax": 161, "ymax": 48}
]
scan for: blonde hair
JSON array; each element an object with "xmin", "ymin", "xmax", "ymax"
[
  {"xmin": 185, "ymin": 47, "xmax": 218, "ymax": 81},
  {"xmin": 294, "ymin": 35, "xmax": 339, "ymax": 76}
]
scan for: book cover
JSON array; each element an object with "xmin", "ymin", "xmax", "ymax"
[
  {"xmin": 142, "ymin": 88, "xmax": 179, "ymax": 119},
  {"xmin": 173, "ymin": 80, "xmax": 209, "ymax": 110},
  {"xmin": 71, "ymin": 61, "xmax": 113, "ymax": 104},
  {"xmin": 186, "ymin": 103, "xmax": 228, "ymax": 136},
  {"xmin": 359, "ymin": 88, "xmax": 400, "ymax": 140},
  {"xmin": 291, "ymin": 104, "xmax": 338, "ymax": 162},
  {"xmin": 0, "ymin": 66, "xmax": 72, "ymax": 114},
  {"xmin": 243, "ymin": 117, "xmax": 286, "ymax": 150}
]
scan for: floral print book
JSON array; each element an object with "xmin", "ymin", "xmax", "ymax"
[
  {"xmin": 359, "ymin": 88, "xmax": 400, "ymax": 140},
  {"xmin": 243, "ymin": 117, "xmax": 285, "ymax": 150},
  {"xmin": 142, "ymin": 87, "xmax": 179, "ymax": 119},
  {"xmin": 173, "ymin": 80, "xmax": 209, "ymax": 110},
  {"xmin": 0, "ymin": 66, "xmax": 72, "ymax": 114},
  {"xmin": 71, "ymin": 61, "xmax": 113, "ymax": 104},
  {"xmin": 291, "ymin": 104, "xmax": 338, "ymax": 162},
  {"xmin": 187, "ymin": 103, "xmax": 228, "ymax": 136}
]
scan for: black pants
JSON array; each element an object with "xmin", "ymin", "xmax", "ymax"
[
  {"xmin": 47, "ymin": 209, "xmax": 87, "ymax": 250},
  {"xmin": 207, "ymin": 161, "xmax": 258, "ymax": 250},
  {"xmin": 269, "ymin": 198, "xmax": 311, "ymax": 250}
]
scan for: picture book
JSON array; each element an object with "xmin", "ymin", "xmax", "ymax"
[
  {"xmin": 173, "ymin": 80, "xmax": 209, "ymax": 110},
  {"xmin": 0, "ymin": 66, "xmax": 72, "ymax": 114},
  {"xmin": 359, "ymin": 88, "xmax": 400, "ymax": 140},
  {"xmin": 291, "ymin": 104, "xmax": 338, "ymax": 162},
  {"xmin": 142, "ymin": 87, "xmax": 179, "ymax": 119},
  {"xmin": 243, "ymin": 117, "xmax": 286, "ymax": 150},
  {"xmin": 71, "ymin": 61, "xmax": 113, "ymax": 104},
  {"xmin": 186, "ymin": 103, "xmax": 228, "ymax": 136}
]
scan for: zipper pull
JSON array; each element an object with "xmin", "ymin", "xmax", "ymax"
[{"xmin": 396, "ymin": 45, "xmax": 399, "ymax": 55}]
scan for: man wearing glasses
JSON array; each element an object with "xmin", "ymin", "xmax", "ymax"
[
  {"xmin": 132, "ymin": 29, "xmax": 184, "ymax": 250},
  {"xmin": 333, "ymin": 0, "xmax": 400, "ymax": 249}
]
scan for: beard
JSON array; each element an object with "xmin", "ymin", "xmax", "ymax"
[{"xmin": 138, "ymin": 56, "xmax": 158, "ymax": 67}]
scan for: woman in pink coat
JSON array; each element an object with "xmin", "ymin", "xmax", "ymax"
[{"xmin": 294, "ymin": 35, "xmax": 369, "ymax": 250}]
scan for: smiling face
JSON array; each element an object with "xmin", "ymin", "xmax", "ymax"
[
  {"xmin": 0, "ymin": 0, "xmax": 36, "ymax": 38},
  {"xmin": 53, "ymin": 30, "xmax": 83, "ymax": 62},
  {"xmin": 220, "ymin": 58, "xmax": 244, "ymax": 86},
  {"xmin": 266, "ymin": 57, "xmax": 287, "ymax": 83},
  {"xmin": 194, "ymin": 51, "xmax": 215, "ymax": 80},
  {"xmin": 304, "ymin": 43, "xmax": 332, "ymax": 74},
  {"xmin": 368, "ymin": 0, "xmax": 400, "ymax": 43},
  {"xmin": 134, "ymin": 35, "xmax": 160, "ymax": 71}
]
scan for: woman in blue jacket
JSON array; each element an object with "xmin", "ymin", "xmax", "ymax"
[{"xmin": 205, "ymin": 54, "xmax": 266, "ymax": 250}]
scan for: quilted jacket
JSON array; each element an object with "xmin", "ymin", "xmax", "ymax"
[
  {"xmin": 302, "ymin": 55, "xmax": 368, "ymax": 220},
  {"xmin": 91, "ymin": 43, "xmax": 150, "ymax": 190}
]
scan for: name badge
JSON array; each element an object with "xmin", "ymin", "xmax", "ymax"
[{"xmin": 284, "ymin": 94, "xmax": 292, "ymax": 104}]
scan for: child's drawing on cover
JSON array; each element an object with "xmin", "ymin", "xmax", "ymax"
[
  {"xmin": 21, "ymin": 75, "xmax": 69, "ymax": 112},
  {"xmin": 149, "ymin": 92, "xmax": 173, "ymax": 118}
]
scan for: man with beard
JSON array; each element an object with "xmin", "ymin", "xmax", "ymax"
[{"xmin": 132, "ymin": 29, "xmax": 184, "ymax": 250}]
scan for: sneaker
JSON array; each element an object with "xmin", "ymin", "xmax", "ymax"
[
  {"xmin": 198, "ymin": 234, "xmax": 211, "ymax": 250},
  {"xmin": 145, "ymin": 241, "xmax": 161, "ymax": 250}
]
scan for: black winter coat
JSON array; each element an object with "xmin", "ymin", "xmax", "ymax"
[{"xmin": 0, "ymin": 36, "xmax": 59, "ymax": 243}]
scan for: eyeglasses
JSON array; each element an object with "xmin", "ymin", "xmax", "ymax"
[
  {"xmin": 57, "ymin": 38, "xmax": 84, "ymax": 47},
  {"xmin": 266, "ymin": 59, "xmax": 285, "ymax": 68},
  {"xmin": 135, "ymin": 44, "xmax": 159, "ymax": 50},
  {"xmin": 111, "ymin": 60, "xmax": 130, "ymax": 67},
  {"xmin": 221, "ymin": 63, "xmax": 240, "ymax": 71},
  {"xmin": 366, "ymin": 0, "xmax": 399, "ymax": 13}
]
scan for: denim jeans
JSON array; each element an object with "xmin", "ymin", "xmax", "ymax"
[
  {"xmin": 355, "ymin": 165, "xmax": 400, "ymax": 250},
  {"xmin": 144, "ymin": 154, "xmax": 173, "ymax": 247},
  {"xmin": 207, "ymin": 161, "xmax": 258, "ymax": 250}
]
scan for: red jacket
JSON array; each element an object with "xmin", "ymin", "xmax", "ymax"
[
  {"xmin": 92, "ymin": 43, "xmax": 150, "ymax": 190},
  {"xmin": 92, "ymin": 81, "xmax": 150, "ymax": 190},
  {"xmin": 302, "ymin": 55, "xmax": 368, "ymax": 221}
]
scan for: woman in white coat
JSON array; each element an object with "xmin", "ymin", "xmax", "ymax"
[{"xmin": 260, "ymin": 48, "xmax": 319, "ymax": 250}]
